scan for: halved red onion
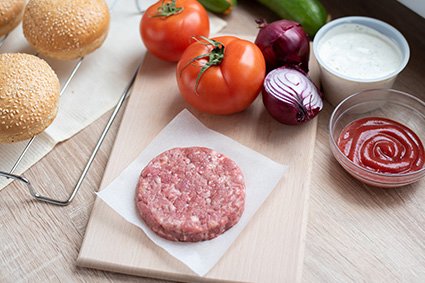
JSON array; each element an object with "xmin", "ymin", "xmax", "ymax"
[{"xmin": 262, "ymin": 66, "xmax": 323, "ymax": 125}]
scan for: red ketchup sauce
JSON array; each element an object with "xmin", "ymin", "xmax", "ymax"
[{"xmin": 337, "ymin": 117, "xmax": 425, "ymax": 174}]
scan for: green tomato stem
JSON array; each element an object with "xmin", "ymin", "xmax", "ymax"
[
  {"xmin": 152, "ymin": 0, "xmax": 184, "ymax": 17},
  {"xmin": 182, "ymin": 37, "xmax": 225, "ymax": 94}
]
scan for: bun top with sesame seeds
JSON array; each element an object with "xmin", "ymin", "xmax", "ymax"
[
  {"xmin": 0, "ymin": 0, "xmax": 25, "ymax": 36},
  {"xmin": 0, "ymin": 53, "xmax": 60, "ymax": 143},
  {"xmin": 22, "ymin": 0, "xmax": 110, "ymax": 60}
]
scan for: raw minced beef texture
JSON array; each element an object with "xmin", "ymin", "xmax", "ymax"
[{"xmin": 135, "ymin": 147, "xmax": 245, "ymax": 242}]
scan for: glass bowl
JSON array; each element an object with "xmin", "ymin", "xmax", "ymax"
[{"xmin": 329, "ymin": 89, "xmax": 425, "ymax": 188}]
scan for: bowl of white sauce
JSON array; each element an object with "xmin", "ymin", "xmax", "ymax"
[{"xmin": 313, "ymin": 16, "xmax": 410, "ymax": 106}]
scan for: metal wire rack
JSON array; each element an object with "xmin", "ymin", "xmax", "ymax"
[
  {"xmin": 0, "ymin": 0, "xmax": 145, "ymax": 206},
  {"xmin": 0, "ymin": 34, "xmax": 8, "ymax": 48}
]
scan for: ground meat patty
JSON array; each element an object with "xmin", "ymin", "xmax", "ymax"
[{"xmin": 135, "ymin": 147, "xmax": 245, "ymax": 242}]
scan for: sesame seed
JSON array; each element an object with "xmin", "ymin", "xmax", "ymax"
[
  {"xmin": 0, "ymin": 53, "xmax": 60, "ymax": 143},
  {"xmin": 22, "ymin": 0, "xmax": 110, "ymax": 60},
  {"xmin": 0, "ymin": 0, "xmax": 25, "ymax": 36}
]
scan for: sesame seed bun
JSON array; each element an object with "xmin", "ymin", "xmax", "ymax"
[
  {"xmin": 22, "ymin": 0, "xmax": 110, "ymax": 60},
  {"xmin": 0, "ymin": 0, "xmax": 25, "ymax": 36},
  {"xmin": 0, "ymin": 53, "xmax": 60, "ymax": 143}
]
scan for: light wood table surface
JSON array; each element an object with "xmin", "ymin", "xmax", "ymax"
[{"xmin": 2, "ymin": 0, "xmax": 425, "ymax": 282}]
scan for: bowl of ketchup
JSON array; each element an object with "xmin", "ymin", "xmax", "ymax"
[{"xmin": 329, "ymin": 88, "xmax": 425, "ymax": 188}]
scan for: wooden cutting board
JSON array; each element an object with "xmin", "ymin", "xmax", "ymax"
[{"xmin": 77, "ymin": 41, "xmax": 320, "ymax": 283}]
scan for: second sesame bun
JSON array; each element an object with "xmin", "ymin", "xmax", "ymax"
[
  {"xmin": 0, "ymin": 0, "xmax": 25, "ymax": 36},
  {"xmin": 0, "ymin": 53, "xmax": 60, "ymax": 143},
  {"xmin": 22, "ymin": 0, "xmax": 110, "ymax": 60}
]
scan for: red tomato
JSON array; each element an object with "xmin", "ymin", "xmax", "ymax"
[
  {"xmin": 176, "ymin": 36, "xmax": 266, "ymax": 115},
  {"xmin": 140, "ymin": 0, "xmax": 210, "ymax": 62}
]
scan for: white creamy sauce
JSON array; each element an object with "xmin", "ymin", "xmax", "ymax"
[{"xmin": 318, "ymin": 23, "xmax": 402, "ymax": 80}]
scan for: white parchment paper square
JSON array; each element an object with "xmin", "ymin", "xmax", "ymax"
[{"xmin": 97, "ymin": 109, "xmax": 287, "ymax": 276}]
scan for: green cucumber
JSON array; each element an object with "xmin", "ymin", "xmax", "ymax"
[
  {"xmin": 257, "ymin": 0, "xmax": 328, "ymax": 37},
  {"xmin": 198, "ymin": 0, "xmax": 237, "ymax": 14}
]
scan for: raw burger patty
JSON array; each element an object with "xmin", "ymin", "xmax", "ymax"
[{"xmin": 135, "ymin": 147, "xmax": 245, "ymax": 242}]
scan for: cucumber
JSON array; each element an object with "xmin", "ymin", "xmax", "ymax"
[
  {"xmin": 198, "ymin": 0, "xmax": 237, "ymax": 14},
  {"xmin": 257, "ymin": 0, "xmax": 328, "ymax": 37}
]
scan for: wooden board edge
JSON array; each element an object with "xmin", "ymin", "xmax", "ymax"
[
  {"xmin": 77, "ymin": 200, "xmax": 245, "ymax": 283},
  {"xmin": 295, "ymin": 117, "xmax": 319, "ymax": 283}
]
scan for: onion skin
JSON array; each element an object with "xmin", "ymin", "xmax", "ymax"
[
  {"xmin": 255, "ymin": 19, "xmax": 310, "ymax": 73},
  {"xmin": 262, "ymin": 66, "xmax": 323, "ymax": 125}
]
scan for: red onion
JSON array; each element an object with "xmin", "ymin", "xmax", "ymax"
[
  {"xmin": 255, "ymin": 19, "xmax": 310, "ymax": 73},
  {"xmin": 263, "ymin": 66, "xmax": 323, "ymax": 125}
]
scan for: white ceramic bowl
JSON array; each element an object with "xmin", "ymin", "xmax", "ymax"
[{"xmin": 313, "ymin": 16, "xmax": 410, "ymax": 106}]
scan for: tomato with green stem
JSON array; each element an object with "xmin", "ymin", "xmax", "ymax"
[
  {"xmin": 140, "ymin": 0, "xmax": 210, "ymax": 62},
  {"xmin": 176, "ymin": 36, "xmax": 266, "ymax": 115}
]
